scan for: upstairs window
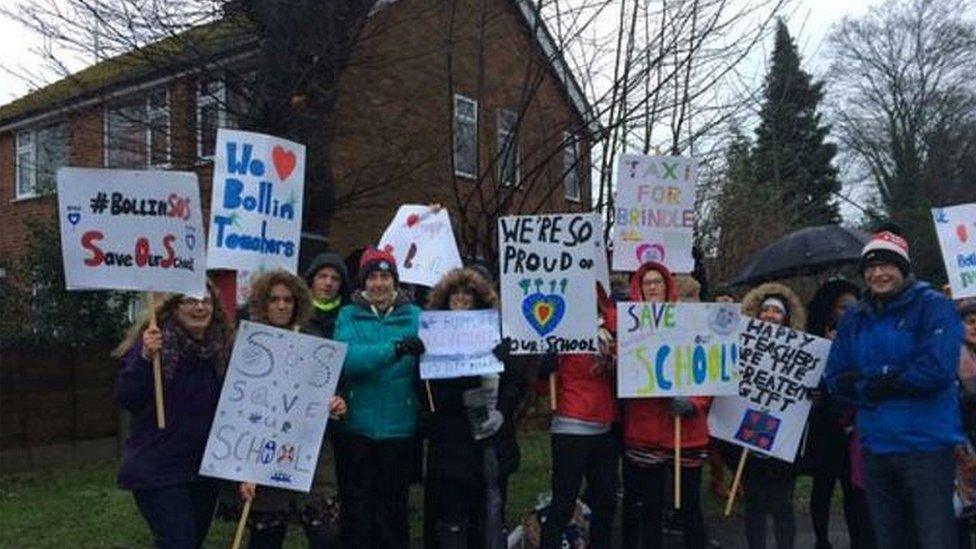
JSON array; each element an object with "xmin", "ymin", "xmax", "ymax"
[
  {"xmin": 564, "ymin": 131, "xmax": 581, "ymax": 201},
  {"xmin": 497, "ymin": 109, "xmax": 520, "ymax": 186},
  {"xmin": 453, "ymin": 94, "xmax": 478, "ymax": 178},
  {"xmin": 197, "ymin": 78, "xmax": 226, "ymax": 160},
  {"xmin": 15, "ymin": 121, "xmax": 69, "ymax": 198},
  {"xmin": 105, "ymin": 88, "xmax": 170, "ymax": 168}
]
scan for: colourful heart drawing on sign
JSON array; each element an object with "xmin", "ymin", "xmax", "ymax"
[
  {"xmin": 272, "ymin": 145, "xmax": 297, "ymax": 181},
  {"xmin": 67, "ymin": 212, "xmax": 81, "ymax": 226},
  {"xmin": 635, "ymin": 243, "xmax": 665, "ymax": 264},
  {"xmin": 521, "ymin": 293, "xmax": 566, "ymax": 337}
]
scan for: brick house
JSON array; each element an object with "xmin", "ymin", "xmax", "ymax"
[{"xmin": 0, "ymin": 0, "xmax": 597, "ymax": 278}]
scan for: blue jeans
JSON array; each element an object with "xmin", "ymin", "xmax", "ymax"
[
  {"xmin": 133, "ymin": 480, "xmax": 218, "ymax": 549},
  {"xmin": 862, "ymin": 447, "xmax": 958, "ymax": 549}
]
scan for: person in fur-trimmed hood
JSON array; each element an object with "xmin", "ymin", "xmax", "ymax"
[
  {"xmin": 733, "ymin": 281, "xmax": 806, "ymax": 549},
  {"xmin": 332, "ymin": 247, "xmax": 425, "ymax": 548},
  {"xmin": 421, "ymin": 268, "xmax": 526, "ymax": 549}
]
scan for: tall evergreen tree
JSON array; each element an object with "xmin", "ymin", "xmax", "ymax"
[{"xmin": 753, "ymin": 20, "xmax": 840, "ymax": 227}]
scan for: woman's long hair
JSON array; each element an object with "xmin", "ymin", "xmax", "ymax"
[
  {"xmin": 247, "ymin": 270, "xmax": 313, "ymax": 328},
  {"xmin": 111, "ymin": 279, "xmax": 232, "ymax": 359}
]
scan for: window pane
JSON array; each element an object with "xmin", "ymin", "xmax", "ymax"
[
  {"xmin": 149, "ymin": 116, "xmax": 169, "ymax": 166},
  {"xmin": 200, "ymin": 104, "xmax": 219, "ymax": 158},
  {"xmin": 564, "ymin": 136, "xmax": 580, "ymax": 199},
  {"xmin": 16, "ymin": 131, "xmax": 31, "ymax": 149},
  {"xmin": 454, "ymin": 118, "xmax": 476, "ymax": 177},
  {"xmin": 107, "ymin": 102, "xmax": 147, "ymax": 168},
  {"xmin": 500, "ymin": 109, "xmax": 517, "ymax": 132},
  {"xmin": 17, "ymin": 151, "xmax": 33, "ymax": 196},
  {"xmin": 35, "ymin": 122, "xmax": 69, "ymax": 193},
  {"xmin": 455, "ymin": 97, "xmax": 475, "ymax": 119}
]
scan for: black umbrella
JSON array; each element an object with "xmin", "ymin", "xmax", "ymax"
[{"xmin": 728, "ymin": 225, "xmax": 870, "ymax": 286}]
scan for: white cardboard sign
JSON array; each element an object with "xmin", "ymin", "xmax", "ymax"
[
  {"xmin": 378, "ymin": 205, "xmax": 464, "ymax": 287},
  {"xmin": 932, "ymin": 203, "xmax": 976, "ymax": 299},
  {"xmin": 199, "ymin": 321, "xmax": 346, "ymax": 492},
  {"xmin": 498, "ymin": 213, "xmax": 598, "ymax": 355},
  {"xmin": 207, "ymin": 129, "xmax": 306, "ymax": 274},
  {"xmin": 707, "ymin": 318, "xmax": 830, "ymax": 462},
  {"xmin": 617, "ymin": 302, "xmax": 742, "ymax": 397},
  {"xmin": 419, "ymin": 310, "xmax": 503, "ymax": 380},
  {"xmin": 56, "ymin": 167, "xmax": 206, "ymax": 297},
  {"xmin": 612, "ymin": 154, "xmax": 697, "ymax": 273}
]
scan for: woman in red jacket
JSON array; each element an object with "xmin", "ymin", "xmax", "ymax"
[
  {"xmin": 538, "ymin": 285, "xmax": 618, "ymax": 549},
  {"xmin": 622, "ymin": 261, "xmax": 710, "ymax": 549}
]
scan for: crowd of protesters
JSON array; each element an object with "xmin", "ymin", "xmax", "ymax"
[{"xmin": 114, "ymin": 224, "xmax": 976, "ymax": 549}]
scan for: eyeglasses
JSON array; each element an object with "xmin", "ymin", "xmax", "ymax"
[
  {"xmin": 643, "ymin": 279, "xmax": 666, "ymax": 287},
  {"xmin": 178, "ymin": 297, "xmax": 213, "ymax": 308}
]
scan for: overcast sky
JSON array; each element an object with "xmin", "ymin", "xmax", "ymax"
[{"xmin": 0, "ymin": 0, "xmax": 883, "ymax": 105}]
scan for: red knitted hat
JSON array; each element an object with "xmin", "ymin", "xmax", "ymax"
[
  {"xmin": 358, "ymin": 246, "xmax": 398, "ymax": 284},
  {"xmin": 860, "ymin": 230, "xmax": 911, "ymax": 275}
]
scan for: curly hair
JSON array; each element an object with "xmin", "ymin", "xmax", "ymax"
[
  {"xmin": 247, "ymin": 270, "xmax": 313, "ymax": 328},
  {"xmin": 112, "ymin": 279, "xmax": 233, "ymax": 359}
]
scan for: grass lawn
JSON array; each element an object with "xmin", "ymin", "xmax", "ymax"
[
  {"xmin": 0, "ymin": 430, "xmax": 552, "ymax": 548},
  {"xmin": 0, "ymin": 429, "xmax": 813, "ymax": 548}
]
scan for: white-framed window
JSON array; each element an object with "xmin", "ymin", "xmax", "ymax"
[
  {"xmin": 105, "ymin": 88, "xmax": 170, "ymax": 168},
  {"xmin": 453, "ymin": 94, "xmax": 478, "ymax": 179},
  {"xmin": 197, "ymin": 78, "xmax": 226, "ymax": 160},
  {"xmin": 15, "ymin": 121, "xmax": 69, "ymax": 199},
  {"xmin": 563, "ymin": 131, "xmax": 581, "ymax": 201},
  {"xmin": 497, "ymin": 109, "xmax": 520, "ymax": 186}
]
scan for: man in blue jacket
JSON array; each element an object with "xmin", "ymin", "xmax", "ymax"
[{"xmin": 826, "ymin": 228, "xmax": 964, "ymax": 549}]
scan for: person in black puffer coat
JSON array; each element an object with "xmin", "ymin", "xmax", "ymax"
[{"xmin": 422, "ymin": 268, "xmax": 527, "ymax": 549}]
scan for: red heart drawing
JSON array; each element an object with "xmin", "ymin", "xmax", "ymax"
[
  {"xmin": 537, "ymin": 305, "xmax": 552, "ymax": 323},
  {"xmin": 382, "ymin": 244, "xmax": 394, "ymax": 254},
  {"xmin": 958, "ymin": 223, "xmax": 969, "ymax": 243},
  {"xmin": 406, "ymin": 214, "xmax": 420, "ymax": 228},
  {"xmin": 272, "ymin": 146, "xmax": 297, "ymax": 181}
]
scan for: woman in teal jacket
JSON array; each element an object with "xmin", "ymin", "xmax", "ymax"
[{"xmin": 332, "ymin": 247, "xmax": 425, "ymax": 549}]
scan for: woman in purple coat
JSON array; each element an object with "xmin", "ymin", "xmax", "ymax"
[{"xmin": 113, "ymin": 280, "xmax": 233, "ymax": 548}]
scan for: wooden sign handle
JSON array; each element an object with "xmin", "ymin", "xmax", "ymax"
[
  {"xmin": 231, "ymin": 491, "xmax": 254, "ymax": 549},
  {"xmin": 724, "ymin": 449, "xmax": 749, "ymax": 516},
  {"xmin": 548, "ymin": 373, "xmax": 557, "ymax": 411},
  {"xmin": 674, "ymin": 416, "xmax": 682, "ymax": 510},
  {"xmin": 425, "ymin": 380, "xmax": 436, "ymax": 412},
  {"xmin": 147, "ymin": 292, "xmax": 165, "ymax": 429}
]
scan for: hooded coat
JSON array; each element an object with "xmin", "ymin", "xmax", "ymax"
[
  {"xmin": 622, "ymin": 262, "xmax": 711, "ymax": 451},
  {"xmin": 423, "ymin": 269, "xmax": 526, "ymax": 481},
  {"xmin": 825, "ymin": 280, "xmax": 964, "ymax": 454}
]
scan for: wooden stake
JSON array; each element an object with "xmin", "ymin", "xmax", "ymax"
[
  {"xmin": 231, "ymin": 493, "xmax": 253, "ymax": 549},
  {"xmin": 548, "ymin": 373, "xmax": 557, "ymax": 411},
  {"xmin": 425, "ymin": 380, "xmax": 436, "ymax": 412},
  {"xmin": 674, "ymin": 416, "xmax": 682, "ymax": 510},
  {"xmin": 724, "ymin": 449, "xmax": 749, "ymax": 516},
  {"xmin": 147, "ymin": 292, "xmax": 165, "ymax": 429}
]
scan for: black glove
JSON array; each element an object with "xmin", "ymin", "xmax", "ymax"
[
  {"xmin": 669, "ymin": 397, "xmax": 696, "ymax": 418},
  {"xmin": 395, "ymin": 336, "xmax": 425, "ymax": 358},
  {"xmin": 833, "ymin": 371, "xmax": 861, "ymax": 396},
  {"xmin": 864, "ymin": 373, "xmax": 908, "ymax": 402},
  {"xmin": 806, "ymin": 386, "xmax": 825, "ymax": 406},
  {"xmin": 492, "ymin": 337, "xmax": 513, "ymax": 362},
  {"xmin": 537, "ymin": 351, "xmax": 558, "ymax": 379}
]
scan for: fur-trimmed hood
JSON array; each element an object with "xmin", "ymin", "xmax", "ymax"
[
  {"xmin": 426, "ymin": 268, "xmax": 499, "ymax": 310},
  {"xmin": 741, "ymin": 282, "xmax": 806, "ymax": 331}
]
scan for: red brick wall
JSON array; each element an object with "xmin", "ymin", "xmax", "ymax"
[
  {"xmin": 329, "ymin": 0, "xmax": 592, "ymax": 259},
  {"xmin": 0, "ymin": 0, "xmax": 593, "ymax": 268}
]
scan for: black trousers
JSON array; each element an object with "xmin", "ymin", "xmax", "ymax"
[
  {"xmin": 810, "ymin": 472, "xmax": 876, "ymax": 549},
  {"xmin": 539, "ymin": 432, "xmax": 618, "ymax": 549},
  {"xmin": 622, "ymin": 460, "xmax": 706, "ymax": 549},
  {"xmin": 333, "ymin": 432, "xmax": 416, "ymax": 549},
  {"xmin": 133, "ymin": 480, "xmax": 218, "ymax": 549}
]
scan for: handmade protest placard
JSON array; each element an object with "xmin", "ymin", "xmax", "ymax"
[
  {"xmin": 613, "ymin": 154, "xmax": 697, "ymax": 273},
  {"xmin": 617, "ymin": 302, "xmax": 742, "ymax": 397},
  {"xmin": 708, "ymin": 317, "xmax": 831, "ymax": 462},
  {"xmin": 200, "ymin": 321, "xmax": 346, "ymax": 492},
  {"xmin": 418, "ymin": 310, "xmax": 503, "ymax": 379},
  {"xmin": 498, "ymin": 213, "xmax": 598, "ymax": 355},
  {"xmin": 379, "ymin": 205, "xmax": 463, "ymax": 287},
  {"xmin": 207, "ymin": 129, "xmax": 305, "ymax": 274},
  {"xmin": 932, "ymin": 203, "xmax": 976, "ymax": 299},
  {"xmin": 57, "ymin": 167, "xmax": 206, "ymax": 297}
]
